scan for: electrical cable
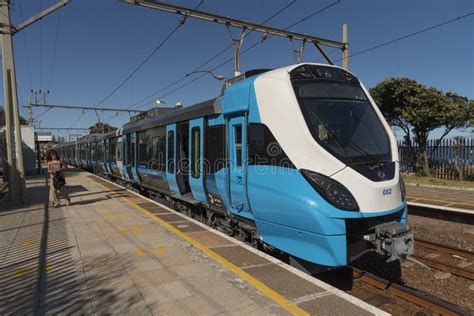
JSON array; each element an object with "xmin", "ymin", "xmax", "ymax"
[
  {"xmin": 48, "ymin": 9, "xmax": 62, "ymax": 90},
  {"xmin": 18, "ymin": 0, "xmax": 33, "ymax": 90},
  {"xmin": 93, "ymin": 0, "xmax": 205, "ymax": 109},
  {"xmin": 39, "ymin": 0, "xmax": 42, "ymax": 89},
  {"xmin": 334, "ymin": 12, "xmax": 474, "ymax": 62},
  {"xmin": 125, "ymin": 0, "xmax": 297, "ymax": 110},
  {"xmin": 137, "ymin": 6, "xmax": 474, "ymax": 110},
  {"xmin": 131, "ymin": 0, "xmax": 341, "ymax": 111}
]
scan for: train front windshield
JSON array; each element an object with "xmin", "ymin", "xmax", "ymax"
[{"xmin": 291, "ymin": 65, "xmax": 391, "ymax": 165}]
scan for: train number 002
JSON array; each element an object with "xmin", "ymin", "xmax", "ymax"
[{"xmin": 382, "ymin": 188, "xmax": 392, "ymax": 196}]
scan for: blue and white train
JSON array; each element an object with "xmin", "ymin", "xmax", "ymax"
[{"xmin": 57, "ymin": 63, "xmax": 414, "ymax": 269}]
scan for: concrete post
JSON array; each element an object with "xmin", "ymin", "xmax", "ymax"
[
  {"xmin": 1, "ymin": 0, "xmax": 24, "ymax": 204},
  {"xmin": 342, "ymin": 24, "xmax": 349, "ymax": 70}
]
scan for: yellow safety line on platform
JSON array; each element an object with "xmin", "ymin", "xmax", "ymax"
[{"xmin": 121, "ymin": 197, "xmax": 310, "ymax": 316}]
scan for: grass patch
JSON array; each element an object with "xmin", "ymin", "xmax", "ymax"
[{"xmin": 402, "ymin": 173, "xmax": 474, "ymax": 189}]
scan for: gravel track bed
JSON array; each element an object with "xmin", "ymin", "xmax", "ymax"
[
  {"xmin": 409, "ymin": 214, "xmax": 474, "ymax": 252},
  {"xmin": 350, "ymin": 214, "xmax": 474, "ymax": 312}
]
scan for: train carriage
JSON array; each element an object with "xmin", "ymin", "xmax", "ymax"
[{"xmin": 57, "ymin": 63, "xmax": 414, "ymax": 269}]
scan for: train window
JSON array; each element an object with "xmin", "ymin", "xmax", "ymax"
[
  {"xmin": 205, "ymin": 125, "xmax": 225, "ymax": 174},
  {"xmin": 80, "ymin": 145, "xmax": 86, "ymax": 160},
  {"xmin": 152, "ymin": 136, "xmax": 166, "ymax": 172},
  {"xmin": 138, "ymin": 132, "xmax": 149, "ymax": 166},
  {"xmin": 191, "ymin": 127, "xmax": 200, "ymax": 178},
  {"xmin": 109, "ymin": 138, "xmax": 117, "ymax": 162},
  {"xmin": 234, "ymin": 125, "xmax": 242, "ymax": 167},
  {"xmin": 248, "ymin": 123, "xmax": 295, "ymax": 168},
  {"xmin": 91, "ymin": 142, "xmax": 97, "ymax": 161},
  {"xmin": 167, "ymin": 131, "xmax": 174, "ymax": 173},
  {"xmin": 97, "ymin": 141, "xmax": 103, "ymax": 161},
  {"xmin": 117, "ymin": 140, "xmax": 123, "ymax": 161}
]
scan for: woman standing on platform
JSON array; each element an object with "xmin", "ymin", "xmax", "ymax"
[{"xmin": 47, "ymin": 150, "xmax": 71, "ymax": 207}]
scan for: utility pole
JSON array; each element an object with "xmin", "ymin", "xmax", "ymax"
[
  {"xmin": 342, "ymin": 24, "xmax": 349, "ymax": 70},
  {"xmin": 27, "ymin": 95, "xmax": 33, "ymax": 126},
  {"xmin": 0, "ymin": 0, "xmax": 69, "ymax": 204}
]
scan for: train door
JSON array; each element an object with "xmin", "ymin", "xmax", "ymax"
[
  {"xmin": 166, "ymin": 124, "xmax": 179, "ymax": 194},
  {"xmin": 188, "ymin": 118, "xmax": 206, "ymax": 202},
  {"xmin": 176, "ymin": 122, "xmax": 190, "ymax": 195},
  {"xmin": 228, "ymin": 116, "xmax": 251, "ymax": 215},
  {"xmin": 130, "ymin": 133, "xmax": 138, "ymax": 180},
  {"xmin": 125, "ymin": 133, "xmax": 137, "ymax": 181},
  {"xmin": 104, "ymin": 139, "xmax": 110, "ymax": 173},
  {"xmin": 116, "ymin": 137, "xmax": 125, "ymax": 179}
]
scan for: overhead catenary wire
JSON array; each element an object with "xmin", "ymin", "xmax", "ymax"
[
  {"xmin": 125, "ymin": 0, "xmax": 297, "ymax": 110},
  {"xmin": 48, "ymin": 9, "xmax": 62, "ymax": 90},
  {"xmin": 69, "ymin": 0, "xmax": 205, "ymax": 129},
  {"xmin": 334, "ymin": 12, "xmax": 474, "ymax": 62},
  {"xmin": 134, "ymin": 7, "xmax": 474, "ymax": 112},
  {"xmin": 17, "ymin": 0, "xmax": 33, "ymax": 90},
  {"xmin": 39, "ymin": 0, "xmax": 42, "ymax": 89},
  {"xmin": 129, "ymin": 0, "xmax": 341, "ymax": 111},
  {"xmin": 93, "ymin": 0, "xmax": 205, "ymax": 110}
]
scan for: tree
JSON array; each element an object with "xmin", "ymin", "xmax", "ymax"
[
  {"xmin": 0, "ymin": 107, "xmax": 28, "ymax": 126},
  {"xmin": 370, "ymin": 78, "xmax": 472, "ymax": 176},
  {"xmin": 89, "ymin": 122, "xmax": 117, "ymax": 134}
]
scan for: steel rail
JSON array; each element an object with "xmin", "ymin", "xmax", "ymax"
[
  {"xmin": 414, "ymin": 239, "xmax": 474, "ymax": 281},
  {"xmin": 351, "ymin": 267, "xmax": 471, "ymax": 315}
]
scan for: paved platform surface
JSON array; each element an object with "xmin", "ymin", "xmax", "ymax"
[
  {"xmin": 406, "ymin": 184, "xmax": 474, "ymax": 212},
  {"xmin": 0, "ymin": 170, "xmax": 385, "ymax": 315}
]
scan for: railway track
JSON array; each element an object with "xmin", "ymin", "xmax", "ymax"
[
  {"xmin": 351, "ymin": 267, "xmax": 472, "ymax": 315},
  {"xmin": 413, "ymin": 239, "xmax": 474, "ymax": 281}
]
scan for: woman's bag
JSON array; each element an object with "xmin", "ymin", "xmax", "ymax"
[{"xmin": 53, "ymin": 172, "xmax": 66, "ymax": 189}]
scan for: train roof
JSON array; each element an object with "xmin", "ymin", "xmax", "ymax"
[
  {"xmin": 76, "ymin": 133, "xmax": 101, "ymax": 144},
  {"xmin": 122, "ymin": 98, "xmax": 219, "ymax": 133},
  {"xmin": 257, "ymin": 62, "xmax": 355, "ymax": 80}
]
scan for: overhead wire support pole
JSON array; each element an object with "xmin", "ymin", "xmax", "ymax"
[
  {"xmin": 13, "ymin": 0, "xmax": 69, "ymax": 34},
  {"xmin": 225, "ymin": 24, "xmax": 246, "ymax": 76},
  {"xmin": 290, "ymin": 38, "xmax": 306, "ymax": 64},
  {"xmin": 0, "ymin": 0, "xmax": 68, "ymax": 204},
  {"xmin": 122, "ymin": 0, "xmax": 345, "ymax": 66},
  {"xmin": 342, "ymin": 24, "xmax": 349, "ymax": 70}
]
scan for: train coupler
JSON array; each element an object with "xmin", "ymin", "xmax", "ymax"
[{"xmin": 363, "ymin": 221, "xmax": 414, "ymax": 262}]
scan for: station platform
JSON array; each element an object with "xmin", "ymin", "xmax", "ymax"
[
  {"xmin": 406, "ymin": 184, "xmax": 474, "ymax": 213},
  {"xmin": 0, "ymin": 170, "xmax": 385, "ymax": 315}
]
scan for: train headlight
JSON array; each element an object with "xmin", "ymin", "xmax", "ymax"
[
  {"xmin": 301, "ymin": 169, "xmax": 359, "ymax": 211},
  {"xmin": 399, "ymin": 174, "xmax": 406, "ymax": 202}
]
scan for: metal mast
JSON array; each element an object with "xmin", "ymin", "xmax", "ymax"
[
  {"xmin": 0, "ymin": 0, "xmax": 69, "ymax": 204},
  {"xmin": 123, "ymin": 0, "xmax": 349, "ymax": 72}
]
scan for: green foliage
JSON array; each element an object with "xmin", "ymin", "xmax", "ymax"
[
  {"xmin": 89, "ymin": 122, "xmax": 117, "ymax": 134},
  {"xmin": 370, "ymin": 78, "xmax": 472, "ymax": 176}
]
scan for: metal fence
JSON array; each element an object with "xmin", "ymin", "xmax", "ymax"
[{"xmin": 398, "ymin": 137, "xmax": 474, "ymax": 181}]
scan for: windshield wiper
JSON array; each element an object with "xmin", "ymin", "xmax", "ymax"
[
  {"xmin": 309, "ymin": 112, "xmax": 389, "ymax": 168},
  {"xmin": 309, "ymin": 111, "xmax": 354, "ymax": 164},
  {"xmin": 335, "ymin": 135, "xmax": 390, "ymax": 168}
]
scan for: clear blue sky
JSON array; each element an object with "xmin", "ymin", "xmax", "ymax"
[{"xmin": 3, "ymin": 0, "xmax": 474, "ymax": 139}]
